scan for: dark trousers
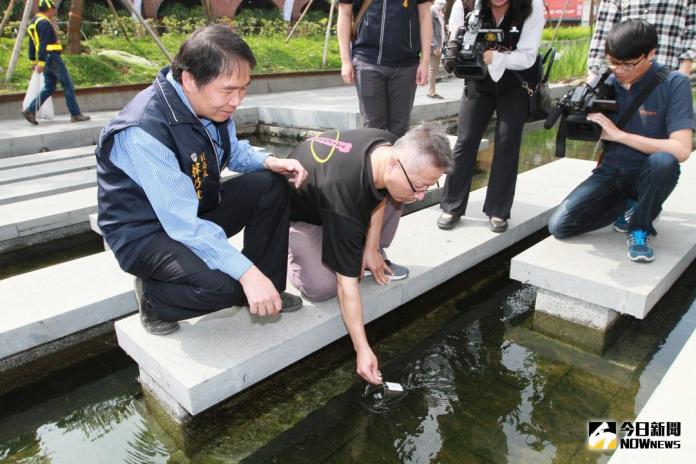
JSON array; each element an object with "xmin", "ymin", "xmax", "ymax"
[
  {"xmin": 440, "ymin": 82, "xmax": 528, "ymax": 219},
  {"xmin": 25, "ymin": 53, "xmax": 82, "ymax": 116},
  {"xmin": 125, "ymin": 171, "xmax": 290, "ymax": 321},
  {"xmin": 548, "ymin": 153, "xmax": 680, "ymax": 238},
  {"xmin": 353, "ymin": 57, "xmax": 418, "ymax": 137}
]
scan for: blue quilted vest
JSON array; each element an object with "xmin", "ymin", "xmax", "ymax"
[{"xmin": 95, "ymin": 67, "xmax": 231, "ymax": 271}]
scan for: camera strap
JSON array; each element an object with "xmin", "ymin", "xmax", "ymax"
[
  {"xmin": 599, "ymin": 66, "xmax": 669, "ymax": 159},
  {"xmin": 615, "ymin": 66, "xmax": 669, "ymax": 129},
  {"xmin": 351, "ymin": 0, "xmax": 374, "ymax": 40}
]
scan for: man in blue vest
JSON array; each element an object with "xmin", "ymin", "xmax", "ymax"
[
  {"xmin": 21, "ymin": 0, "xmax": 89, "ymax": 125},
  {"xmin": 96, "ymin": 25, "xmax": 308, "ymax": 335}
]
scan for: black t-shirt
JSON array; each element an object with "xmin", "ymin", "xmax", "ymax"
[{"xmin": 288, "ymin": 128, "xmax": 397, "ymax": 277}]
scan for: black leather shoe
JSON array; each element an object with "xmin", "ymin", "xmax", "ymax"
[
  {"xmin": 21, "ymin": 109, "xmax": 38, "ymax": 125},
  {"xmin": 134, "ymin": 278, "xmax": 180, "ymax": 335},
  {"xmin": 488, "ymin": 216, "xmax": 508, "ymax": 233},
  {"xmin": 437, "ymin": 212, "xmax": 460, "ymax": 230},
  {"xmin": 280, "ymin": 292, "xmax": 303, "ymax": 312}
]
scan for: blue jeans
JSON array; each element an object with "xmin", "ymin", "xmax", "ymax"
[
  {"xmin": 548, "ymin": 152, "xmax": 680, "ymax": 237},
  {"xmin": 25, "ymin": 53, "xmax": 82, "ymax": 116}
]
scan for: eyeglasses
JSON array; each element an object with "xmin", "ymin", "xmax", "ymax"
[
  {"xmin": 397, "ymin": 159, "xmax": 428, "ymax": 194},
  {"xmin": 607, "ymin": 55, "xmax": 646, "ymax": 72}
]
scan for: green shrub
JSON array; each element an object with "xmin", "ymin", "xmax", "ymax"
[{"xmin": 542, "ymin": 26, "xmax": 592, "ymax": 42}]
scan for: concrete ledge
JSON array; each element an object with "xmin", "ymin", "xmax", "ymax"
[
  {"xmin": 0, "ymin": 169, "xmax": 97, "ymax": 205},
  {"xmin": 0, "ymin": 146, "xmax": 96, "ymax": 169},
  {"xmin": 609, "ymin": 328, "xmax": 696, "ymax": 463},
  {"xmin": 0, "ymin": 251, "xmax": 135, "ymax": 361},
  {"xmin": 510, "ymin": 156, "xmax": 696, "ymax": 320},
  {"xmin": 114, "ymin": 158, "xmax": 593, "ymax": 416},
  {"xmin": 0, "ymin": 113, "xmax": 112, "ymax": 158}
]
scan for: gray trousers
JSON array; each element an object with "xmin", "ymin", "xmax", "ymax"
[
  {"xmin": 353, "ymin": 57, "xmax": 419, "ymax": 137},
  {"xmin": 287, "ymin": 199, "xmax": 403, "ymax": 302}
]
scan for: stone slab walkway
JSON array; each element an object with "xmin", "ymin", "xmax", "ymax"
[{"xmin": 510, "ymin": 155, "xmax": 696, "ymax": 319}]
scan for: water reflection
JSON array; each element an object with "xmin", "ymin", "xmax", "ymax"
[
  {"xmin": 0, "ymin": 362, "xmax": 171, "ymax": 464},
  {"xmin": 242, "ymin": 260, "xmax": 696, "ymax": 463}
]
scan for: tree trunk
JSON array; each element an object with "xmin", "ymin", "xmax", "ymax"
[
  {"xmin": 5, "ymin": 0, "xmax": 34, "ymax": 84},
  {"xmin": 117, "ymin": 0, "xmax": 173, "ymax": 63},
  {"xmin": 0, "ymin": 0, "xmax": 17, "ymax": 38},
  {"xmin": 201, "ymin": 0, "xmax": 213, "ymax": 23},
  {"xmin": 67, "ymin": 0, "xmax": 84, "ymax": 54}
]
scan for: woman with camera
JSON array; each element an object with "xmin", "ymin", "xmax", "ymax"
[{"xmin": 437, "ymin": 0, "xmax": 545, "ymax": 232}]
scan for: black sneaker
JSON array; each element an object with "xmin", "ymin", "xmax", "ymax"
[
  {"xmin": 280, "ymin": 292, "xmax": 303, "ymax": 312},
  {"xmin": 21, "ymin": 109, "xmax": 38, "ymax": 125},
  {"xmin": 134, "ymin": 278, "xmax": 180, "ymax": 335}
]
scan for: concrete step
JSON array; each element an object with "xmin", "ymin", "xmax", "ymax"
[
  {"xmin": 0, "ymin": 156, "xmax": 96, "ymax": 185},
  {"xmin": 0, "ymin": 250, "xmax": 134, "ymax": 363},
  {"xmin": 0, "ymin": 146, "xmax": 96, "ymax": 170},
  {"xmin": 510, "ymin": 155, "xmax": 696, "ymax": 320},
  {"xmin": 0, "ymin": 111, "xmax": 115, "ymax": 158},
  {"xmin": 0, "ymin": 169, "xmax": 96, "ymax": 205},
  {"xmin": 111, "ymin": 157, "xmax": 592, "ymax": 417},
  {"xmin": 0, "ymin": 187, "xmax": 98, "ymax": 253}
]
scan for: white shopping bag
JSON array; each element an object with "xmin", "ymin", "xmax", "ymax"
[{"xmin": 22, "ymin": 71, "xmax": 55, "ymax": 121}]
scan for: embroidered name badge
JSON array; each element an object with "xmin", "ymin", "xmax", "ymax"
[{"xmin": 191, "ymin": 152, "xmax": 209, "ymax": 199}]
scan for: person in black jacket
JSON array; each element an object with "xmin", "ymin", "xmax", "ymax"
[
  {"xmin": 437, "ymin": 0, "xmax": 544, "ymax": 233},
  {"xmin": 337, "ymin": 0, "xmax": 432, "ymax": 138},
  {"xmin": 21, "ymin": 0, "xmax": 89, "ymax": 125}
]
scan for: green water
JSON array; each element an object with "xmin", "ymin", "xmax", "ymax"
[
  {"xmin": 1, "ymin": 126, "xmax": 694, "ymax": 463},
  {"xmin": 2, "ymin": 248, "xmax": 694, "ymax": 463}
]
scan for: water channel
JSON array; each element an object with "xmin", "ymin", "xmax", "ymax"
[{"xmin": 1, "ymin": 125, "xmax": 694, "ymax": 463}]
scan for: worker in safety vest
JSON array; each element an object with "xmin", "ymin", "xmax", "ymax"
[{"xmin": 21, "ymin": 0, "xmax": 89, "ymax": 125}]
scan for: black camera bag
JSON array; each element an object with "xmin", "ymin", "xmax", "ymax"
[{"xmin": 514, "ymin": 47, "xmax": 555, "ymax": 122}]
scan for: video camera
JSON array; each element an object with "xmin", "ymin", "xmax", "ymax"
[
  {"xmin": 544, "ymin": 70, "xmax": 617, "ymax": 143},
  {"xmin": 441, "ymin": 0, "xmax": 504, "ymax": 80}
]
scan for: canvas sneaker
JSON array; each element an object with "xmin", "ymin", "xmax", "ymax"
[{"xmin": 363, "ymin": 260, "xmax": 410, "ymax": 281}]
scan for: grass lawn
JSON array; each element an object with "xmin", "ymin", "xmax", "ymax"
[
  {"xmin": 0, "ymin": 32, "xmax": 343, "ymax": 94},
  {"xmin": 0, "ymin": 26, "xmax": 591, "ymax": 94}
]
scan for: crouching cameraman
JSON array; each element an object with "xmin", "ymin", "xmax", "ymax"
[
  {"xmin": 548, "ymin": 20, "xmax": 693, "ymax": 263},
  {"xmin": 437, "ymin": 0, "xmax": 545, "ymax": 232}
]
